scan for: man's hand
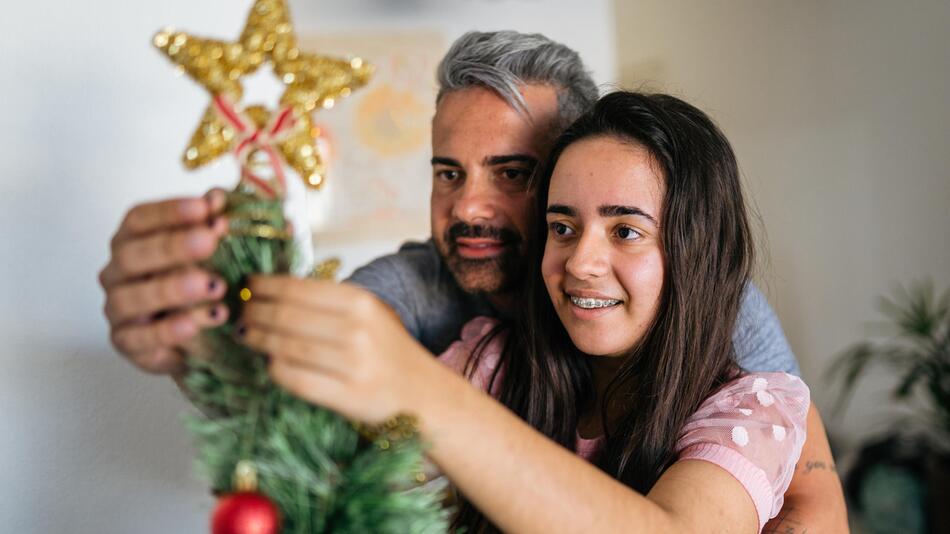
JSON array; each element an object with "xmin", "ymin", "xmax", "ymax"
[{"xmin": 99, "ymin": 189, "xmax": 231, "ymax": 375}]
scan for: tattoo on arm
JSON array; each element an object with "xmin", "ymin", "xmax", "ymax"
[
  {"xmin": 765, "ymin": 459, "xmax": 842, "ymax": 533},
  {"xmin": 800, "ymin": 459, "xmax": 837, "ymax": 475},
  {"xmin": 763, "ymin": 507, "xmax": 808, "ymax": 534}
]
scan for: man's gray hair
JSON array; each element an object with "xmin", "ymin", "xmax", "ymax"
[{"xmin": 436, "ymin": 31, "xmax": 598, "ymax": 127}]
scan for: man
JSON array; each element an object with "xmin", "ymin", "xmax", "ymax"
[{"xmin": 100, "ymin": 31, "xmax": 847, "ymax": 531}]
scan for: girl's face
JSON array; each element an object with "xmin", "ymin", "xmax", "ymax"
[{"xmin": 542, "ymin": 136, "xmax": 665, "ymax": 357}]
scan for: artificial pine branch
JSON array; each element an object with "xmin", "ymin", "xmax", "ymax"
[{"xmin": 182, "ymin": 187, "xmax": 451, "ymax": 533}]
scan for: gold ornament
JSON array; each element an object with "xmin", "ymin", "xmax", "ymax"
[
  {"xmin": 354, "ymin": 413, "xmax": 421, "ymax": 449},
  {"xmin": 310, "ymin": 257, "xmax": 342, "ymax": 280},
  {"xmin": 153, "ymin": 0, "xmax": 372, "ymax": 192},
  {"xmin": 233, "ymin": 460, "xmax": 259, "ymax": 492}
]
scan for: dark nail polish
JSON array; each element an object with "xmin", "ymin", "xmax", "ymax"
[
  {"xmin": 206, "ymin": 217, "xmax": 217, "ymax": 228},
  {"xmin": 209, "ymin": 279, "xmax": 219, "ymax": 292},
  {"xmin": 236, "ymin": 324, "xmax": 247, "ymax": 337},
  {"xmin": 209, "ymin": 306, "xmax": 220, "ymax": 319}
]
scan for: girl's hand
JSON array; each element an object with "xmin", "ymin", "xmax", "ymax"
[{"xmin": 241, "ymin": 275, "xmax": 438, "ymax": 424}]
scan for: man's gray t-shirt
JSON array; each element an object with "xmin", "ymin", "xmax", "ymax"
[{"xmin": 347, "ymin": 240, "xmax": 800, "ymax": 375}]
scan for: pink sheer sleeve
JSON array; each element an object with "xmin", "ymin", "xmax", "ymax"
[
  {"xmin": 437, "ymin": 316, "xmax": 505, "ymax": 396},
  {"xmin": 675, "ymin": 372, "xmax": 810, "ymax": 530}
]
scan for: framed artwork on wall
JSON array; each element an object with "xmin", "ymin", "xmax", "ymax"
[{"xmin": 297, "ymin": 31, "xmax": 446, "ymax": 246}]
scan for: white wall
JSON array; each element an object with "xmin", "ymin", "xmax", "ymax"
[
  {"xmin": 614, "ymin": 0, "xmax": 950, "ymax": 454},
  {"xmin": 0, "ymin": 1, "xmax": 614, "ymax": 532}
]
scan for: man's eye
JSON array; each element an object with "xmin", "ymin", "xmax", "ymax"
[
  {"xmin": 501, "ymin": 168, "xmax": 531, "ymax": 182},
  {"xmin": 549, "ymin": 222, "xmax": 574, "ymax": 237},
  {"xmin": 616, "ymin": 226, "xmax": 642, "ymax": 241},
  {"xmin": 436, "ymin": 169, "xmax": 461, "ymax": 182}
]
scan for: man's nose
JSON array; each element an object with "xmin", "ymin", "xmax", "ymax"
[
  {"xmin": 564, "ymin": 231, "xmax": 610, "ymax": 280},
  {"xmin": 452, "ymin": 173, "xmax": 497, "ymax": 224}
]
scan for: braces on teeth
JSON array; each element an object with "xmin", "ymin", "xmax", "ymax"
[{"xmin": 571, "ymin": 296, "xmax": 621, "ymax": 309}]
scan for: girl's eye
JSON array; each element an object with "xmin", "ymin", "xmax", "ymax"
[
  {"xmin": 616, "ymin": 226, "xmax": 642, "ymax": 241},
  {"xmin": 549, "ymin": 222, "xmax": 574, "ymax": 237}
]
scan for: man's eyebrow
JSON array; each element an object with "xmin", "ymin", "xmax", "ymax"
[
  {"xmin": 486, "ymin": 154, "xmax": 538, "ymax": 166},
  {"xmin": 431, "ymin": 157, "xmax": 461, "ymax": 167},
  {"xmin": 546, "ymin": 204, "xmax": 575, "ymax": 216},
  {"xmin": 599, "ymin": 205, "xmax": 659, "ymax": 226},
  {"xmin": 431, "ymin": 155, "xmax": 538, "ymax": 167}
]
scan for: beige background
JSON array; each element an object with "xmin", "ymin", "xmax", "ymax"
[{"xmin": 614, "ymin": 0, "xmax": 950, "ymax": 453}]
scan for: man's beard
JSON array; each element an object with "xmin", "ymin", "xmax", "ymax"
[{"xmin": 437, "ymin": 222, "xmax": 525, "ymax": 296}]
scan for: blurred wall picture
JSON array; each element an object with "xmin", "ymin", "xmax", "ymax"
[{"xmin": 298, "ymin": 31, "xmax": 445, "ymax": 244}]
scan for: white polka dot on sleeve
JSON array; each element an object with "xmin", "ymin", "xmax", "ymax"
[
  {"xmin": 731, "ymin": 425, "xmax": 750, "ymax": 446},
  {"xmin": 772, "ymin": 425, "xmax": 786, "ymax": 442}
]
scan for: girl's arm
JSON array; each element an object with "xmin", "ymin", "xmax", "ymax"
[
  {"xmin": 414, "ymin": 359, "xmax": 759, "ymax": 533},
  {"xmin": 242, "ymin": 277, "xmax": 761, "ymax": 533}
]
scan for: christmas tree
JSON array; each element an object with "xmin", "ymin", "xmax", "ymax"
[{"xmin": 152, "ymin": 1, "xmax": 451, "ymax": 532}]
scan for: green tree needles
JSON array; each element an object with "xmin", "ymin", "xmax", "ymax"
[{"xmin": 183, "ymin": 189, "xmax": 451, "ymax": 533}]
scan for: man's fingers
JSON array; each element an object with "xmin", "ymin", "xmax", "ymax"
[
  {"xmin": 113, "ymin": 198, "xmax": 205, "ymax": 249},
  {"xmin": 112, "ymin": 314, "xmax": 191, "ymax": 356},
  {"xmin": 190, "ymin": 302, "xmax": 230, "ymax": 330},
  {"xmin": 112, "ymin": 189, "xmax": 228, "ymax": 247},
  {"xmin": 120, "ymin": 197, "xmax": 207, "ymax": 237},
  {"xmin": 100, "ymin": 217, "xmax": 228, "ymax": 289},
  {"xmin": 204, "ymin": 188, "xmax": 228, "ymax": 214},
  {"xmin": 110, "ymin": 303, "xmax": 228, "ymax": 357},
  {"xmin": 110, "ymin": 223, "xmax": 225, "ymax": 281},
  {"xmin": 128, "ymin": 347, "xmax": 188, "ymax": 375},
  {"xmin": 104, "ymin": 268, "xmax": 226, "ymax": 324}
]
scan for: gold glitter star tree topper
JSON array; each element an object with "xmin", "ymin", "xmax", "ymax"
[{"xmin": 154, "ymin": 0, "xmax": 372, "ymax": 197}]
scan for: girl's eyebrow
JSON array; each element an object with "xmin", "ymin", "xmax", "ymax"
[
  {"xmin": 599, "ymin": 205, "xmax": 658, "ymax": 226},
  {"xmin": 431, "ymin": 156, "xmax": 460, "ymax": 167},
  {"xmin": 546, "ymin": 204, "xmax": 658, "ymax": 226},
  {"xmin": 546, "ymin": 204, "xmax": 575, "ymax": 216}
]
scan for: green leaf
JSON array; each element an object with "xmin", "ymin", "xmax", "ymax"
[
  {"xmin": 894, "ymin": 363, "xmax": 927, "ymax": 398},
  {"xmin": 829, "ymin": 278, "xmax": 950, "ymax": 448}
]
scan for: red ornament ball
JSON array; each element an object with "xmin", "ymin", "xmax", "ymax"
[{"xmin": 211, "ymin": 491, "xmax": 281, "ymax": 534}]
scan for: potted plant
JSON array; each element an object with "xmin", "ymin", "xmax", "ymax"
[{"xmin": 830, "ymin": 279, "xmax": 950, "ymax": 533}]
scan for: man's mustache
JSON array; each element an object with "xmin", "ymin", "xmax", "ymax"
[{"xmin": 445, "ymin": 223, "xmax": 521, "ymax": 247}]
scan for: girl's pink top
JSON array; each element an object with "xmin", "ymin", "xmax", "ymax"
[{"xmin": 438, "ymin": 316, "xmax": 810, "ymax": 530}]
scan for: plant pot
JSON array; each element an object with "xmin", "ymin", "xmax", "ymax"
[{"xmin": 929, "ymin": 452, "xmax": 950, "ymax": 534}]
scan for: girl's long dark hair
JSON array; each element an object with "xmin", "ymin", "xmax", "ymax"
[{"xmin": 454, "ymin": 92, "xmax": 754, "ymax": 532}]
